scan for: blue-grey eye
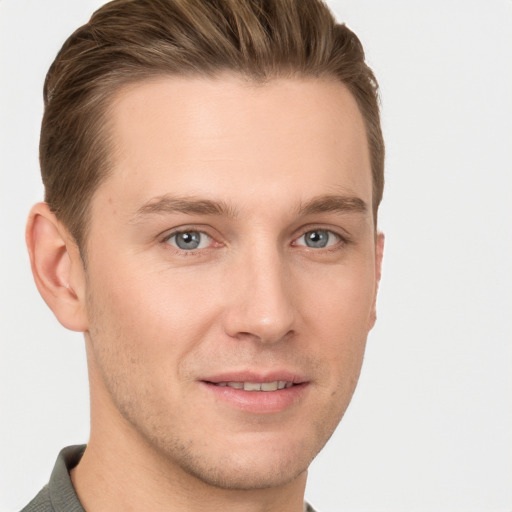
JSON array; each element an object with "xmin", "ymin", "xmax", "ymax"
[
  {"xmin": 296, "ymin": 229, "xmax": 340, "ymax": 248},
  {"xmin": 167, "ymin": 231, "xmax": 211, "ymax": 250}
]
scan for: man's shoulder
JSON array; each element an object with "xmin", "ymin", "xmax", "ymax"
[{"xmin": 20, "ymin": 485, "xmax": 52, "ymax": 512}]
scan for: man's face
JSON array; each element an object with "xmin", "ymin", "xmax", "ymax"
[{"xmin": 81, "ymin": 75, "xmax": 382, "ymax": 490}]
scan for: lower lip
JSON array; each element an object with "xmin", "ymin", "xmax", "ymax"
[{"xmin": 200, "ymin": 382, "xmax": 309, "ymax": 414}]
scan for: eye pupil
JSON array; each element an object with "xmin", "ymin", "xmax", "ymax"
[
  {"xmin": 305, "ymin": 230, "xmax": 329, "ymax": 248},
  {"xmin": 175, "ymin": 231, "xmax": 201, "ymax": 250}
]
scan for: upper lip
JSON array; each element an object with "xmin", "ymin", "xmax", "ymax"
[{"xmin": 200, "ymin": 370, "xmax": 307, "ymax": 384}]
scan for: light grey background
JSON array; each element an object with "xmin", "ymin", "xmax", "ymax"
[{"xmin": 1, "ymin": 1, "xmax": 511, "ymax": 511}]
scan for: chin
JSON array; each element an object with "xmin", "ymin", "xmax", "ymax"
[
  {"xmin": 142, "ymin": 426, "xmax": 320, "ymax": 491},
  {"xmin": 174, "ymin": 444, "xmax": 311, "ymax": 491}
]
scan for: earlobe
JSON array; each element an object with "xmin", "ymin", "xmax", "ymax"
[
  {"xmin": 368, "ymin": 232, "xmax": 385, "ymax": 330},
  {"xmin": 26, "ymin": 202, "xmax": 88, "ymax": 332}
]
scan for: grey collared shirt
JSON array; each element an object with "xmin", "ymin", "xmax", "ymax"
[
  {"xmin": 21, "ymin": 445, "xmax": 317, "ymax": 512},
  {"xmin": 21, "ymin": 445, "xmax": 85, "ymax": 512}
]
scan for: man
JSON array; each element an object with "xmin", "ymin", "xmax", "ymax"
[{"xmin": 22, "ymin": 0, "xmax": 384, "ymax": 510}]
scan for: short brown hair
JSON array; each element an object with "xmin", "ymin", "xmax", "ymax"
[{"xmin": 41, "ymin": 0, "xmax": 384, "ymax": 247}]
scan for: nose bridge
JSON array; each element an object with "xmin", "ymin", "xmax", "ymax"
[{"xmin": 224, "ymin": 240, "xmax": 295, "ymax": 343}]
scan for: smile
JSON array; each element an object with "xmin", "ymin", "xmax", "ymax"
[{"xmin": 213, "ymin": 381, "xmax": 294, "ymax": 391}]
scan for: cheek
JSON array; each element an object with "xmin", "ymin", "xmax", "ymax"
[
  {"xmin": 85, "ymin": 258, "xmax": 224, "ymax": 375},
  {"xmin": 300, "ymin": 259, "xmax": 376, "ymax": 331},
  {"xmin": 296, "ymin": 259, "xmax": 375, "ymax": 386}
]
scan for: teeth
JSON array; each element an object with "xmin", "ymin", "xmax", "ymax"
[
  {"xmin": 215, "ymin": 381, "xmax": 294, "ymax": 391},
  {"xmin": 244, "ymin": 382, "xmax": 262, "ymax": 391}
]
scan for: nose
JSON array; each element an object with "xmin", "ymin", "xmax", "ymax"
[{"xmin": 222, "ymin": 246, "xmax": 296, "ymax": 344}]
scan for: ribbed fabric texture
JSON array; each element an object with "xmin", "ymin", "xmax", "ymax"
[{"xmin": 21, "ymin": 446, "xmax": 86, "ymax": 512}]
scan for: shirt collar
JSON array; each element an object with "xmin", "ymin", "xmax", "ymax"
[{"xmin": 48, "ymin": 445, "xmax": 86, "ymax": 512}]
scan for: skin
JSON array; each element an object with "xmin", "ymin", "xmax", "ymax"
[{"xmin": 27, "ymin": 75, "xmax": 384, "ymax": 512}]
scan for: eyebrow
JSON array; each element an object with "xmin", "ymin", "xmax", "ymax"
[
  {"xmin": 133, "ymin": 193, "xmax": 367, "ymax": 220},
  {"xmin": 134, "ymin": 195, "xmax": 237, "ymax": 218},
  {"xmin": 297, "ymin": 194, "xmax": 368, "ymax": 216}
]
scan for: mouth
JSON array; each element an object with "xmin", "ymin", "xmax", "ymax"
[
  {"xmin": 200, "ymin": 373, "xmax": 309, "ymax": 413},
  {"xmin": 208, "ymin": 380, "xmax": 295, "ymax": 391}
]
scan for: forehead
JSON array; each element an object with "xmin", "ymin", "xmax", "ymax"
[{"xmin": 98, "ymin": 75, "xmax": 372, "ymax": 218}]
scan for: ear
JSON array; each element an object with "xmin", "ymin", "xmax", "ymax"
[
  {"xmin": 368, "ymin": 231, "xmax": 385, "ymax": 330},
  {"xmin": 26, "ymin": 202, "xmax": 88, "ymax": 332}
]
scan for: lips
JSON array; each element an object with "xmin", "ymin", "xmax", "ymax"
[{"xmin": 200, "ymin": 371, "xmax": 309, "ymax": 413}]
